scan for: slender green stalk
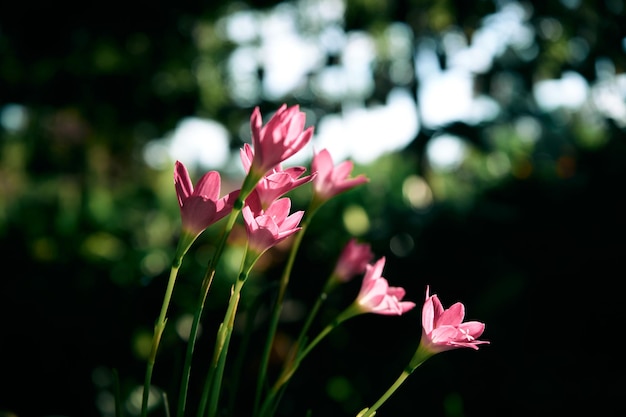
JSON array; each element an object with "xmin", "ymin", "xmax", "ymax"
[
  {"xmin": 359, "ymin": 369, "xmax": 411, "ymax": 417},
  {"xmin": 205, "ymin": 329, "xmax": 233, "ymax": 417},
  {"xmin": 201, "ymin": 277, "xmax": 244, "ymax": 417},
  {"xmin": 252, "ymin": 212, "xmax": 312, "ymax": 416},
  {"xmin": 175, "ymin": 205, "xmax": 240, "ymax": 417},
  {"xmin": 258, "ymin": 305, "xmax": 358, "ymax": 417},
  {"xmin": 141, "ymin": 261, "xmax": 182, "ymax": 417},
  {"xmin": 198, "ymin": 250, "xmax": 259, "ymax": 417},
  {"xmin": 113, "ymin": 369, "xmax": 123, "ymax": 417},
  {"xmin": 256, "ymin": 283, "xmax": 332, "ymax": 416},
  {"xmin": 226, "ymin": 282, "xmax": 276, "ymax": 416},
  {"xmin": 176, "ymin": 175, "xmax": 260, "ymax": 417},
  {"xmin": 252, "ymin": 200, "xmax": 325, "ymax": 417},
  {"xmin": 291, "ymin": 277, "xmax": 336, "ymax": 360},
  {"xmin": 359, "ymin": 345, "xmax": 431, "ymax": 417},
  {"xmin": 163, "ymin": 392, "xmax": 171, "ymax": 417},
  {"xmin": 175, "ymin": 169, "xmax": 262, "ymax": 417}
]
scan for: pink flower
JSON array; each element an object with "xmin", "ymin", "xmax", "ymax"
[
  {"xmin": 249, "ymin": 104, "xmax": 314, "ymax": 177},
  {"xmin": 242, "ymin": 197, "xmax": 304, "ymax": 256},
  {"xmin": 420, "ymin": 286, "xmax": 489, "ymax": 354},
  {"xmin": 311, "ymin": 148, "xmax": 369, "ymax": 203},
  {"xmin": 355, "ymin": 257, "xmax": 416, "ymax": 315},
  {"xmin": 332, "ymin": 238, "xmax": 374, "ymax": 283},
  {"xmin": 241, "ymin": 143, "xmax": 314, "ymax": 210},
  {"xmin": 174, "ymin": 160, "xmax": 239, "ymax": 237}
]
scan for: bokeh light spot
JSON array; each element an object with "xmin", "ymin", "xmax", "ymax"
[
  {"xmin": 426, "ymin": 134, "xmax": 467, "ymax": 172},
  {"xmin": 176, "ymin": 314, "xmax": 198, "ymax": 342},
  {"xmin": 443, "ymin": 391, "xmax": 465, "ymax": 417},
  {"xmin": 95, "ymin": 390, "xmax": 116, "ymax": 416},
  {"xmin": 140, "ymin": 250, "xmax": 170, "ymax": 277},
  {"xmin": 169, "ymin": 117, "xmax": 231, "ymax": 170},
  {"xmin": 0, "ymin": 103, "xmax": 28, "ymax": 133},
  {"xmin": 485, "ymin": 151, "xmax": 511, "ymax": 178},
  {"xmin": 533, "ymin": 71, "xmax": 588, "ymax": 111},
  {"xmin": 127, "ymin": 385, "xmax": 162, "ymax": 414},
  {"xmin": 343, "ymin": 205, "xmax": 370, "ymax": 236},
  {"xmin": 92, "ymin": 366, "xmax": 114, "ymax": 388},
  {"xmin": 389, "ymin": 232, "xmax": 414, "ymax": 257},
  {"xmin": 31, "ymin": 237, "xmax": 57, "ymax": 261},
  {"xmin": 326, "ymin": 375, "xmax": 353, "ymax": 402},
  {"xmin": 82, "ymin": 232, "xmax": 125, "ymax": 261},
  {"xmin": 402, "ymin": 175, "xmax": 433, "ymax": 209},
  {"xmin": 132, "ymin": 329, "xmax": 153, "ymax": 360}
]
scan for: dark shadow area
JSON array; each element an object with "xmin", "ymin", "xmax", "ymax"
[{"xmin": 1, "ymin": 0, "xmax": 625, "ymax": 416}]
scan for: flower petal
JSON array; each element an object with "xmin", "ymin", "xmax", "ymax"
[
  {"xmin": 194, "ymin": 171, "xmax": 221, "ymax": 200},
  {"xmin": 437, "ymin": 302, "xmax": 465, "ymax": 327},
  {"xmin": 174, "ymin": 161, "xmax": 194, "ymax": 206}
]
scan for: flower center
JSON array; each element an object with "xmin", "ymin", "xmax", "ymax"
[{"xmin": 459, "ymin": 328, "xmax": 474, "ymax": 341}]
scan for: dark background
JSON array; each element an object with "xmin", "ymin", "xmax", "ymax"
[{"xmin": 1, "ymin": 0, "xmax": 625, "ymax": 416}]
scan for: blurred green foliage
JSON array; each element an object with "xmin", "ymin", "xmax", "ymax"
[{"xmin": 1, "ymin": 0, "xmax": 625, "ymax": 416}]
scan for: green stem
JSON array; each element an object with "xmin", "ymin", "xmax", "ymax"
[
  {"xmin": 200, "ymin": 252, "xmax": 258, "ymax": 417},
  {"xmin": 176, "ymin": 194, "xmax": 249, "ymax": 417},
  {"xmin": 359, "ymin": 369, "xmax": 412, "ymax": 417},
  {"xmin": 252, "ymin": 207, "xmax": 316, "ymax": 416},
  {"xmin": 359, "ymin": 345, "xmax": 431, "ymax": 417},
  {"xmin": 292, "ymin": 276, "xmax": 337, "ymax": 358},
  {"xmin": 176, "ymin": 268, "xmax": 215, "ymax": 417},
  {"xmin": 226, "ymin": 282, "xmax": 276, "ymax": 416},
  {"xmin": 113, "ymin": 369, "xmax": 123, "ymax": 417},
  {"xmin": 141, "ymin": 261, "xmax": 182, "ymax": 417},
  {"xmin": 202, "ymin": 278, "xmax": 243, "ymax": 417},
  {"xmin": 258, "ymin": 305, "xmax": 357, "ymax": 417},
  {"xmin": 261, "ymin": 284, "xmax": 330, "ymax": 414},
  {"xmin": 174, "ymin": 171, "xmax": 260, "ymax": 417}
]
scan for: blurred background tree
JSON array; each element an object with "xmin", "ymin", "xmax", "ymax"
[{"xmin": 1, "ymin": 0, "xmax": 625, "ymax": 416}]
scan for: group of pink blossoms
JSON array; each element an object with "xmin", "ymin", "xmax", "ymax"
[{"xmin": 174, "ymin": 104, "xmax": 488, "ymax": 359}]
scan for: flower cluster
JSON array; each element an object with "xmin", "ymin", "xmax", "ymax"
[{"xmin": 135, "ymin": 104, "xmax": 489, "ymax": 417}]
